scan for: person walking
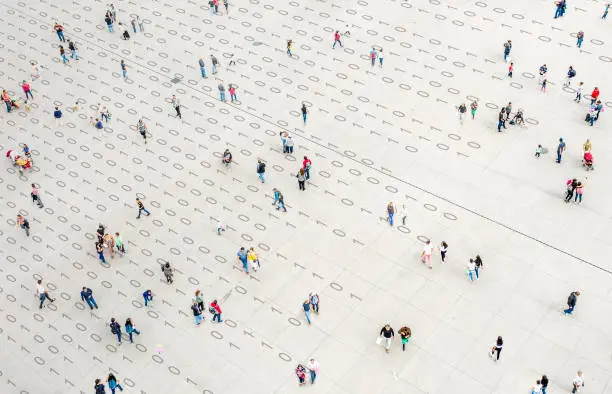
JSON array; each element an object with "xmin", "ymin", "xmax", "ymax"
[
  {"xmin": 503, "ymin": 40, "xmax": 512, "ymax": 61},
  {"xmin": 80, "ymin": 287, "xmax": 99, "ymax": 310},
  {"xmin": 247, "ymin": 247, "xmax": 260, "ymax": 271},
  {"xmin": 237, "ymin": 247, "xmax": 249, "ymax": 274},
  {"xmin": 386, "ymin": 202, "xmax": 395, "ymax": 226},
  {"xmin": 306, "ymin": 358, "xmax": 320, "ymax": 384},
  {"xmin": 194, "ymin": 290, "xmax": 205, "ymax": 312},
  {"xmin": 130, "ymin": 17, "xmax": 137, "ymax": 33},
  {"xmin": 272, "ymin": 188, "xmax": 287, "ymax": 211},
  {"xmin": 603, "ymin": 3, "xmax": 610, "ymax": 18},
  {"xmin": 474, "ymin": 254, "xmax": 483, "ymax": 278},
  {"xmin": 541, "ymin": 375, "xmax": 549, "ymax": 394},
  {"xmin": 302, "ymin": 156, "xmax": 312, "ymax": 180},
  {"xmin": 295, "ymin": 364, "xmax": 307, "ymax": 385},
  {"xmin": 210, "ymin": 300, "xmax": 222, "ymax": 323},
  {"xmin": 564, "ymin": 291, "xmax": 580, "ymax": 315},
  {"xmin": 302, "ymin": 299, "xmax": 312, "ymax": 324},
  {"xmin": 565, "ymin": 179, "xmax": 578, "ymax": 203},
  {"xmin": 107, "ymin": 373, "xmax": 123, "ymax": 394},
  {"xmin": 440, "ymin": 241, "xmax": 448, "ymax": 263},
  {"xmin": 590, "ymin": 87, "xmax": 600, "ymax": 105},
  {"xmin": 378, "ymin": 48, "xmax": 384, "ymax": 67},
  {"xmin": 370, "ymin": 47, "xmax": 377, "ymax": 67},
  {"xmin": 2, "ymin": 89, "xmax": 11, "ymax": 112},
  {"xmin": 216, "ymin": 221, "xmax": 225, "ymax": 235},
  {"xmin": 22, "ymin": 80, "xmax": 34, "ymax": 101},
  {"xmin": 508, "ymin": 62, "xmax": 514, "ymax": 78},
  {"xmin": 467, "ymin": 259, "xmax": 477, "ymax": 282},
  {"xmin": 531, "ymin": 380, "xmax": 543, "ymax": 394},
  {"xmin": 161, "ymin": 262, "xmax": 174, "ymax": 284},
  {"xmin": 489, "ymin": 336, "xmax": 503, "ymax": 362},
  {"xmin": 470, "ymin": 100, "xmax": 478, "ymax": 119},
  {"xmin": 109, "ymin": 318, "xmax": 122, "ymax": 344},
  {"xmin": 421, "ymin": 240, "xmax": 433, "ymax": 269},
  {"xmin": 565, "ymin": 66, "xmax": 577, "ymax": 86},
  {"xmin": 143, "ymin": 289, "xmax": 153, "ymax": 307},
  {"xmin": 229, "ymin": 84, "xmax": 237, "ymax": 102},
  {"xmin": 379, "ymin": 324, "xmax": 394, "ymax": 353},
  {"xmin": 120, "ymin": 60, "xmax": 127, "ymax": 80},
  {"xmin": 124, "ymin": 318, "xmax": 141, "ymax": 343},
  {"xmin": 198, "ymin": 57, "xmax": 207, "ymax": 78},
  {"xmin": 30, "ymin": 184, "xmax": 43, "ymax": 208},
  {"xmin": 191, "ymin": 300, "xmax": 203, "ymax": 325},
  {"xmin": 137, "ymin": 15, "xmax": 144, "ymax": 31},
  {"xmin": 54, "ymin": 106, "xmax": 63, "ymax": 126},
  {"xmin": 136, "ymin": 197, "xmax": 151, "ymax": 218},
  {"xmin": 218, "ymin": 83, "xmax": 226, "ymax": 101},
  {"xmin": 458, "ymin": 103, "xmax": 466, "ymax": 124},
  {"xmin": 16, "ymin": 214, "xmax": 30, "ymax": 237},
  {"xmin": 554, "ymin": 1, "xmax": 564, "ymax": 18},
  {"xmin": 256, "ymin": 159, "xmax": 266, "ymax": 183},
  {"xmin": 286, "ymin": 39, "xmax": 293, "ymax": 56},
  {"xmin": 398, "ymin": 326, "xmax": 411, "ymax": 351},
  {"xmin": 95, "ymin": 379, "xmax": 106, "ymax": 394},
  {"xmin": 398, "ymin": 204, "xmax": 407, "ymax": 225},
  {"xmin": 59, "ymin": 45, "xmax": 69, "ymax": 64},
  {"xmin": 301, "ymin": 103, "xmax": 308, "ymax": 124},
  {"xmin": 556, "ymin": 138, "xmax": 566, "ymax": 163},
  {"xmin": 309, "ymin": 292, "xmax": 319, "ymax": 313},
  {"xmin": 53, "ymin": 22, "xmax": 66, "ymax": 42},
  {"xmin": 572, "ymin": 371, "xmax": 584, "ymax": 393},
  {"xmin": 171, "ymin": 95, "xmax": 181, "ymax": 119},
  {"xmin": 332, "ymin": 30, "xmax": 343, "ymax": 48},
  {"xmin": 115, "ymin": 232, "xmax": 125, "ymax": 256},
  {"xmin": 497, "ymin": 109, "xmax": 505, "ymax": 132},
  {"xmin": 105, "ymin": 14, "xmax": 114, "ymax": 32},
  {"xmin": 576, "ymin": 31, "xmax": 584, "ymax": 48},
  {"xmin": 67, "ymin": 39, "xmax": 79, "ymax": 60},
  {"xmin": 285, "ymin": 135, "xmax": 294, "ymax": 153},
  {"xmin": 36, "ymin": 279, "xmax": 55, "ymax": 309},
  {"xmin": 137, "ymin": 118, "xmax": 148, "ymax": 144},
  {"xmin": 296, "ymin": 169, "xmax": 306, "ymax": 190},
  {"xmin": 575, "ymin": 82, "xmax": 583, "ymax": 102},
  {"xmin": 210, "ymin": 54, "xmax": 219, "ymax": 74}
]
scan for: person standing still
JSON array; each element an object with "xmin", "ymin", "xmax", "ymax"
[
  {"xmin": 162, "ymin": 262, "xmax": 174, "ymax": 284},
  {"xmin": 603, "ymin": 3, "xmax": 610, "ymax": 18},
  {"xmin": 256, "ymin": 160, "xmax": 266, "ymax": 183},
  {"xmin": 54, "ymin": 106, "xmax": 63, "ymax": 126},
  {"xmin": 572, "ymin": 371, "xmax": 584, "ymax": 393},
  {"xmin": 22, "ymin": 80, "xmax": 34, "ymax": 101},
  {"xmin": 296, "ymin": 169, "xmax": 306, "ymax": 190},
  {"xmin": 556, "ymin": 138, "xmax": 566, "ymax": 163},
  {"xmin": 136, "ymin": 198, "xmax": 151, "ymax": 218},
  {"xmin": 198, "ymin": 57, "xmax": 207, "ymax": 78},
  {"xmin": 564, "ymin": 291, "xmax": 580, "ymax": 315},
  {"xmin": 109, "ymin": 318, "xmax": 122, "ymax": 344},
  {"xmin": 218, "ymin": 83, "xmax": 226, "ymax": 101},
  {"xmin": 306, "ymin": 358, "xmax": 320, "ymax": 384},
  {"xmin": 302, "ymin": 156, "xmax": 312, "ymax": 180},
  {"xmin": 125, "ymin": 318, "xmax": 141, "ymax": 343},
  {"xmin": 489, "ymin": 336, "xmax": 503, "ymax": 362},
  {"xmin": 137, "ymin": 119, "xmax": 148, "ymax": 144},
  {"xmin": 80, "ymin": 286, "xmax": 99, "ymax": 309},
  {"xmin": 16, "ymin": 214, "xmax": 30, "ymax": 237},
  {"xmin": 440, "ymin": 241, "xmax": 448, "ymax": 263},
  {"xmin": 378, "ymin": 48, "xmax": 384, "ymax": 67},
  {"xmin": 120, "ymin": 60, "xmax": 127, "ymax": 80},
  {"xmin": 237, "ymin": 247, "xmax": 249, "ymax": 274},
  {"xmin": 171, "ymin": 95, "xmax": 181, "ymax": 119},
  {"xmin": 301, "ymin": 103, "xmax": 308, "ymax": 124},
  {"xmin": 143, "ymin": 289, "xmax": 153, "ymax": 306},
  {"xmin": 210, "ymin": 54, "xmax": 219, "ymax": 74},
  {"xmin": 192, "ymin": 301, "xmax": 203, "ymax": 325},
  {"xmin": 53, "ymin": 23, "xmax": 66, "ymax": 42},
  {"xmin": 503, "ymin": 40, "xmax": 512, "ymax": 61}
]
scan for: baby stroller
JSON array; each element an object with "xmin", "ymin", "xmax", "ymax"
[
  {"xmin": 583, "ymin": 151, "xmax": 594, "ymax": 171},
  {"xmin": 509, "ymin": 109, "xmax": 525, "ymax": 127}
]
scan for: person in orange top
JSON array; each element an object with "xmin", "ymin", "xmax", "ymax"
[{"xmin": 2, "ymin": 90, "xmax": 11, "ymax": 112}]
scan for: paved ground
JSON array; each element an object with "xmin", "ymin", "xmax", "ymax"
[{"xmin": 1, "ymin": 0, "xmax": 612, "ymax": 393}]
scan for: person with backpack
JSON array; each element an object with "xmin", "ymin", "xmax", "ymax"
[
  {"xmin": 565, "ymin": 66, "xmax": 577, "ymax": 86},
  {"xmin": 302, "ymin": 156, "xmax": 312, "ymax": 180},
  {"xmin": 256, "ymin": 159, "xmax": 266, "ymax": 183},
  {"xmin": 457, "ymin": 103, "xmax": 466, "ymax": 124},
  {"xmin": 564, "ymin": 291, "xmax": 580, "ymax": 315},
  {"xmin": 296, "ymin": 169, "xmax": 306, "ymax": 190},
  {"xmin": 16, "ymin": 214, "xmax": 30, "ymax": 237},
  {"xmin": 210, "ymin": 300, "xmax": 222, "ymax": 323},
  {"xmin": 80, "ymin": 287, "xmax": 99, "ymax": 310},
  {"xmin": 162, "ymin": 262, "xmax": 174, "ymax": 284},
  {"xmin": 109, "ymin": 318, "xmax": 122, "ymax": 344}
]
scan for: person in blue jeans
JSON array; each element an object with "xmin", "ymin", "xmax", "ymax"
[
  {"xmin": 576, "ymin": 31, "xmax": 584, "ymax": 48},
  {"xmin": 302, "ymin": 299, "xmax": 311, "ymax": 324},
  {"xmin": 210, "ymin": 300, "xmax": 222, "ymax": 323},
  {"xmin": 256, "ymin": 160, "xmax": 265, "ymax": 183},
  {"xmin": 94, "ymin": 379, "xmax": 106, "ymax": 394},
  {"xmin": 109, "ymin": 318, "xmax": 122, "ymax": 344},
  {"xmin": 124, "ymin": 318, "xmax": 141, "ymax": 343},
  {"xmin": 237, "ymin": 247, "xmax": 249, "ymax": 274},
  {"xmin": 386, "ymin": 202, "xmax": 395, "ymax": 226},
  {"xmin": 136, "ymin": 198, "xmax": 150, "ymax": 219},
  {"xmin": 107, "ymin": 373, "xmax": 123, "ymax": 393},
  {"xmin": 199, "ymin": 57, "xmax": 207, "ymax": 78},
  {"xmin": 564, "ymin": 291, "xmax": 580, "ymax": 315},
  {"xmin": 80, "ymin": 287, "xmax": 99, "ymax": 309},
  {"xmin": 143, "ymin": 289, "xmax": 153, "ymax": 306},
  {"xmin": 556, "ymin": 138, "xmax": 566, "ymax": 163}
]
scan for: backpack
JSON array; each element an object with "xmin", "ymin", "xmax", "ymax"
[
  {"xmin": 110, "ymin": 323, "xmax": 119, "ymax": 334},
  {"xmin": 569, "ymin": 69, "xmax": 576, "ymax": 77},
  {"xmin": 23, "ymin": 219, "xmax": 30, "ymax": 228},
  {"xmin": 568, "ymin": 293, "xmax": 576, "ymax": 306},
  {"xmin": 208, "ymin": 306, "xmax": 216, "ymax": 314}
]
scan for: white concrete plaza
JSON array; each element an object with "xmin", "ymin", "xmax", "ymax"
[{"xmin": 1, "ymin": 0, "xmax": 612, "ymax": 392}]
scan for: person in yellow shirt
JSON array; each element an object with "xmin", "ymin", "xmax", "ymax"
[{"xmin": 247, "ymin": 247, "xmax": 260, "ymax": 271}]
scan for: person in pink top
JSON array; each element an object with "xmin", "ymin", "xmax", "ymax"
[
  {"xmin": 333, "ymin": 30, "xmax": 343, "ymax": 48},
  {"xmin": 21, "ymin": 80, "xmax": 33, "ymax": 101},
  {"xmin": 229, "ymin": 84, "xmax": 237, "ymax": 102}
]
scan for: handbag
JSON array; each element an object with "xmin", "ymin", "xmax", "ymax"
[
  {"xmin": 208, "ymin": 307, "xmax": 216, "ymax": 314},
  {"xmin": 375, "ymin": 336, "xmax": 383, "ymax": 345}
]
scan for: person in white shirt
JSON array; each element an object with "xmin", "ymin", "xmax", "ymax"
[
  {"xmin": 572, "ymin": 371, "xmax": 584, "ymax": 393},
  {"xmin": 420, "ymin": 240, "xmax": 433, "ymax": 269},
  {"xmin": 36, "ymin": 279, "xmax": 55, "ymax": 309},
  {"xmin": 531, "ymin": 380, "xmax": 542, "ymax": 394},
  {"xmin": 467, "ymin": 259, "xmax": 476, "ymax": 282},
  {"xmin": 306, "ymin": 358, "xmax": 320, "ymax": 384}
]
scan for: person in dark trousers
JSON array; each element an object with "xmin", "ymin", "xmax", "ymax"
[
  {"xmin": 503, "ymin": 40, "xmax": 512, "ymax": 61},
  {"xmin": 440, "ymin": 241, "xmax": 448, "ymax": 263},
  {"xmin": 81, "ymin": 287, "xmax": 99, "ymax": 309},
  {"xmin": 489, "ymin": 336, "xmax": 503, "ymax": 361},
  {"xmin": 556, "ymin": 138, "xmax": 566, "ymax": 163},
  {"xmin": 36, "ymin": 279, "xmax": 55, "ymax": 309},
  {"xmin": 96, "ymin": 242, "xmax": 107, "ymax": 264},
  {"xmin": 541, "ymin": 375, "xmax": 549, "ymax": 394},
  {"xmin": 565, "ymin": 179, "xmax": 578, "ymax": 203},
  {"xmin": 302, "ymin": 299, "xmax": 311, "ymax": 324},
  {"xmin": 192, "ymin": 300, "xmax": 203, "ymax": 325},
  {"xmin": 210, "ymin": 300, "xmax": 222, "ymax": 323},
  {"xmin": 162, "ymin": 262, "xmax": 174, "ymax": 284},
  {"xmin": 31, "ymin": 184, "xmax": 44, "ymax": 208},
  {"xmin": 109, "ymin": 318, "xmax": 122, "ymax": 344},
  {"xmin": 474, "ymin": 255, "xmax": 483, "ymax": 278},
  {"xmin": 296, "ymin": 169, "xmax": 306, "ymax": 190},
  {"xmin": 136, "ymin": 198, "xmax": 150, "ymax": 218},
  {"xmin": 95, "ymin": 379, "xmax": 106, "ymax": 394},
  {"xmin": 256, "ymin": 159, "xmax": 266, "ymax": 183},
  {"xmin": 564, "ymin": 291, "xmax": 580, "ymax": 315},
  {"xmin": 124, "ymin": 318, "xmax": 141, "ymax": 343},
  {"xmin": 107, "ymin": 373, "xmax": 123, "ymax": 393},
  {"xmin": 301, "ymin": 103, "xmax": 308, "ymax": 124},
  {"xmin": 143, "ymin": 289, "xmax": 153, "ymax": 306}
]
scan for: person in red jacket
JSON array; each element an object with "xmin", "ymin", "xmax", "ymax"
[
  {"xmin": 210, "ymin": 300, "xmax": 222, "ymax": 323},
  {"xmin": 302, "ymin": 156, "xmax": 312, "ymax": 180},
  {"xmin": 333, "ymin": 30, "xmax": 343, "ymax": 49},
  {"xmin": 591, "ymin": 87, "xmax": 600, "ymax": 105}
]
